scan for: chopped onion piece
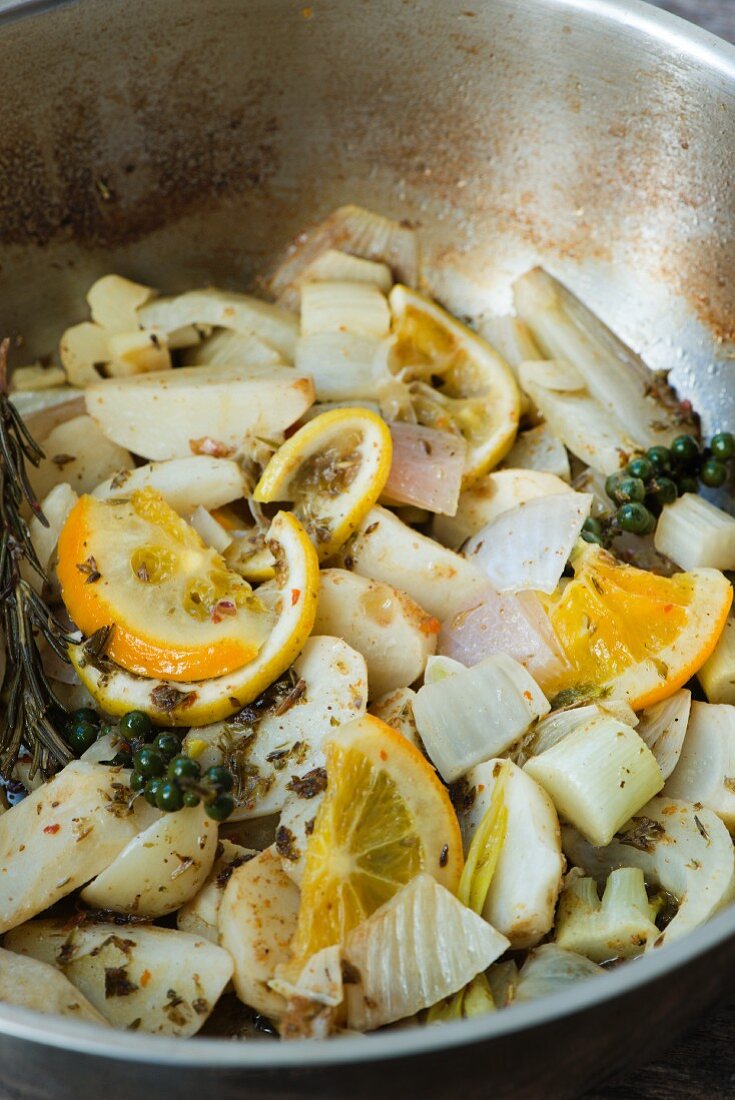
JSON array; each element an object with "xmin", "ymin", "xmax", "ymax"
[
  {"xmin": 433, "ymin": 468, "xmax": 572, "ymax": 549},
  {"xmin": 654, "ymin": 493, "xmax": 735, "ymax": 571},
  {"xmin": 300, "ymin": 281, "xmax": 390, "ymax": 339},
  {"xmin": 555, "ymin": 868, "xmax": 658, "ymax": 962},
  {"xmin": 382, "ymin": 421, "xmax": 466, "ymax": 516},
  {"xmin": 183, "ymin": 329, "xmax": 283, "ymax": 368},
  {"xmin": 665, "ymin": 702, "xmax": 735, "ymax": 828},
  {"xmin": 503, "ymin": 423, "xmax": 571, "ymax": 482},
  {"xmin": 524, "ymin": 716, "xmax": 664, "ymax": 847},
  {"xmin": 295, "ymin": 331, "xmax": 382, "ymax": 401},
  {"xmin": 563, "ymin": 796, "xmax": 735, "ymax": 944},
  {"xmin": 343, "ymin": 874, "xmax": 509, "ymax": 1031},
  {"xmin": 512, "ymin": 943, "xmax": 603, "ymax": 1003},
  {"xmin": 413, "ymin": 653, "xmax": 549, "ymax": 783},
  {"xmin": 700, "ymin": 615, "xmax": 735, "ymax": 705},
  {"xmin": 438, "ymin": 585, "xmax": 568, "ymax": 692},
  {"xmin": 636, "ymin": 689, "xmax": 691, "ymax": 780},
  {"xmin": 514, "ymin": 268, "xmax": 681, "ymax": 451},
  {"xmin": 519, "ymin": 360, "xmax": 639, "ymax": 475},
  {"xmin": 464, "ymin": 492, "xmax": 592, "ymax": 594}
]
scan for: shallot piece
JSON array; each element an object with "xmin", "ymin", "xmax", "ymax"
[
  {"xmin": 382, "ymin": 421, "xmax": 467, "ymax": 516},
  {"xmin": 438, "ymin": 584, "xmax": 568, "ymax": 692},
  {"xmin": 464, "ymin": 492, "xmax": 592, "ymax": 594}
]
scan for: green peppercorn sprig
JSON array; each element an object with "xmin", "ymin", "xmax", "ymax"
[
  {"xmin": 63, "ymin": 706, "xmax": 235, "ymax": 821},
  {"xmin": 599, "ymin": 432, "xmax": 735, "ymax": 538}
]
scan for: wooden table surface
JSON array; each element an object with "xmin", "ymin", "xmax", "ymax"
[{"xmin": 586, "ymin": 0, "xmax": 735, "ymax": 1093}]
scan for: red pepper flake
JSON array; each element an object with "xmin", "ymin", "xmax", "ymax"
[
  {"xmin": 140, "ymin": 969, "xmax": 152, "ymax": 987},
  {"xmin": 379, "ymin": 750, "xmax": 388, "ymax": 762},
  {"xmin": 211, "ymin": 600, "xmax": 237, "ymax": 624},
  {"xmin": 523, "ymin": 690, "xmax": 533, "ymax": 701},
  {"xmin": 43, "ymin": 824, "xmax": 61, "ymax": 835},
  {"xmin": 420, "ymin": 617, "xmax": 441, "ymax": 636},
  {"xmin": 290, "ymin": 588, "xmax": 301, "ymax": 607}
]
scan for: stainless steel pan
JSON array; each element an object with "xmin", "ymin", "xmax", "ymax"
[{"xmin": 0, "ymin": 0, "xmax": 733, "ymax": 1095}]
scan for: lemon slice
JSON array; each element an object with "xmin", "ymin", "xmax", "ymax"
[
  {"xmin": 68, "ymin": 510, "xmax": 319, "ymax": 726},
  {"xmin": 290, "ymin": 714, "xmax": 463, "ymax": 961},
  {"xmin": 543, "ymin": 543, "xmax": 733, "ymax": 710},
  {"xmin": 57, "ymin": 488, "xmax": 270, "ymax": 682},
  {"xmin": 254, "ymin": 407, "xmax": 392, "ymax": 560},
  {"xmin": 388, "ymin": 286, "xmax": 521, "ymax": 484}
]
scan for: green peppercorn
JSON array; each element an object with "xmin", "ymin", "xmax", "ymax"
[
  {"xmin": 168, "ymin": 754, "xmax": 201, "ymax": 782},
  {"xmin": 204, "ymin": 765, "xmax": 235, "ymax": 793},
  {"xmin": 613, "ymin": 477, "xmax": 646, "ymax": 504},
  {"xmin": 143, "ymin": 777, "xmax": 164, "ymax": 807},
  {"xmin": 119, "ymin": 711, "xmax": 152, "ymax": 741},
  {"xmin": 70, "ymin": 707, "xmax": 100, "ymax": 728},
  {"xmin": 153, "ymin": 733, "xmax": 181, "ymax": 761},
  {"xmin": 670, "ymin": 434, "xmax": 700, "ymax": 468},
  {"xmin": 677, "ymin": 475, "xmax": 699, "ymax": 495},
  {"xmin": 156, "ymin": 782, "xmax": 184, "ymax": 813},
  {"xmin": 133, "ymin": 746, "xmax": 165, "ymax": 778},
  {"xmin": 67, "ymin": 720, "xmax": 98, "ymax": 755},
  {"xmin": 700, "ymin": 458, "xmax": 728, "ymax": 488},
  {"xmin": 710, "ymin": 432, "xmax": 735, "ymax": 460},
  {"xmin": 643, "ymin": 510, "xmax": 658, "ymax": 535},
  {"xmin": 605, "ymin": 473, "xmax": 622, "ymax": 500},
  {"xmin": 581, "ymin": 516, "xmax": 603, "ymax": 545},
  {"xmin": 129, "ymin": 771, "xmax": 147, "ymax": 793},
  {"xmin": 627, "ymin": 456, "xmax": 653, "ymax": 481},
  {"xmin": 648, "ymin": 476, "xmax": 678, "ymax": 507},
  {"xmin": 183, "ymin": 791, "xmax": 201, "ymax": 808},
  {"xmin": 617, "ymin": 502, "xmax": 652, "ymax": 534},
  {"xmin": 646, "ymin": 446, "xmax": 671, "ymax": 475},
  {"xmin": 205, "ymin": 793, "xmax": 235, "ymax": 821}
]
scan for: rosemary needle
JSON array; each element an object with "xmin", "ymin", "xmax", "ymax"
[{"xmin": 0, "ymin": 339, "xmax": 73, "ymax": 778}]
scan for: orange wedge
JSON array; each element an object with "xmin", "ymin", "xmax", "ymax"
[
  {"xmin": 57, "ymin": 487, "xmax": 271, "ymax": 681},
  {"xmin": 290, "ymin": 714, "xmax": 463, "ymax": 961},
  {"xmin": 544, "ymin": 543, "xmax": 733, "ymax": 709}
]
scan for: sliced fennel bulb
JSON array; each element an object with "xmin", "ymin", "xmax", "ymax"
[
  {"xmin": 699, "ymin": 615, "xmax": 735, "ymax": 705},
  {"xmin": 554, "ymin": 868, "xmax": 658, "ymax": 962},
  {"xmin": 563, "ymin": 796, "xmax": 735, "ymax": 945},
  {"xmin": 343, "ymin": 874, "xmax": 509, "ymax": 1030},
  {"xmin": 518, "ymin": 700, "xmax": 639, "ymax": 763},
  {"xmin": 461, "ymin": 760, "xmax": 564, "ymax": 948},
  {"xmin": 524, "ymin": 715, "xmax": 664, "ymax": 846},
  {"xmin": 300, "ymin": 280, "xmax": 391, "ymax": 338},
  {"xmin": 458, "ymin": 760, "xmax": 511, "ymax": 915},
  {"xmin": 413, "ymin": 653, "xmax": 549, "ymax": 782},
  {"xmin": 503, "ymin": 423, "xmax": 571, "ymax": 482},
  {"xmin": 306, "ymin": 249, "xmax": 393, "ymax": 292},
  {"xmin": 636, "ymin": 689, "xmax": 691, "ymax": 780},
  {"xmin": 183, "ymin": 328, "xmax": 283, "ymax": 369},
  {"xmin": 514, "ymin": 268, "xmax": 682, "ymax": 452},
  {"xmin": 654, "ymin": 493, "xmax": 735, "ymax": 571},
  {"xmin": 294, "ymin": 331, "xmax": 382, "ymax": 401},
  {"xmin": 464, "ymin": 491, "xmax": 592, "ymax": 594},
  {"xmin": 510, "ymin": 943, "xmax": 603, "ymax": 1003},
  {"xmin": 665, "ymin": 701, "xmax": 735, "ymax": 829}
]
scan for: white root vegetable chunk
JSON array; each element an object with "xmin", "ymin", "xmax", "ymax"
[
  {"xmin": 59, "ymin": 322, "xmax": 110, "ymax": 387},
  {"xmin": 654, "ymin": 493, "xmax": 735, "ymax": 572},
  {"xmin": 461, "ymin": 760, "xmax": 564, "ymax": 948},
  {"xmin": 5, "ymin": 920, "xmax": 232, "ymax": 1036},
  {"xmin": 433, "ymin": 468, "xmax": 572, "ymax": 549},
  {"xmin": 464, "ymin": 492, "xmax": 592, "ymax": 594},
  {"xmin": 503, "ymin": 423, "xmax": 571, "ymax": 481},
  {"xmin": 525, "ymin": 716, "xmax": 663, "ymax": 847},
  {"xmin": 554, "ymin": 868, "xmax": 659, "ymax": 962},
  {"xmin": 11, "ymin": 391, "xmax": 86, "ymax": 441},
  {"xmin": 664, "ymin": 702, "xmax": 735, "ymax": 829},
  {"xmin": 105, "ymin": 329, "xmax": 171, "ymax": 377},
  {"xmin": 438, "ymin": 586, "xmax": 568, "ymax": 693},
  {"xmin": 84, "ymin": 364, "xmax": 315, "ymax": 461},
  {"xmin": 343, "ymin": 874, "xmax": 509, "ymax": 1031},
  {"xmin": 138, "ymin": 288, "xmax": 299, "ymax": 361},
  {"xmin": 177, "ymin": 841, "xmax": 256, "ymax": 943},
  {"xmin": 413, "ymin": 653, "xmax": 549, "ymax": 783},
  {"xmin": 29, "ymin": 482, "xmax": 78, "ymax": 578},
  {"xmin": 219, "ymin": 846, "xmax": 300, "ymax": 1019},
  {"xmin": 277, "ymin": 792, "xmax": 323, "ymax": 887},
  {"xmin": 636, "ymin": 689, "xmax": 691, "ymax": 781},
  {"xmin": 313, "ymin": 569, "xmax": 437, "ymax": 698},
  {"xmin": 0, "ymin": 947, "xmax": 108, "ymax": 1025},
  {"xmin": 700, "ymin": 615, "xmax": 735, "ymax": 705},
  {"xmin": 183, "ymin": 636, "xmax": 367, "ymax": 819},
  {"xmin": 80, "ymin": 805, "xmax": 219, "ymax": 917},
  {"xmin": 28, "ymin": 415, "xmax": 133, "ymax": 503},
  {"xmin": 346, "ymin": 505, "xmax": 487, "ymax": 620},
  {"xmin": 562, "ymin": 796, "xmax": 735, "ymax": 945},
  {"xmin": 369, "ymin": 687, "xmax": 420, "ymax": 747},
  {"xmin": 92, "ymin": 456, "xmax": 247, "ymax": 514},
  {"xmin": 0, "ymin": 762, "xmax": 158, "ymax": 934},
  {"xmin": 87, "ymin": 274, "xmax": 156, "ymax": 332}
]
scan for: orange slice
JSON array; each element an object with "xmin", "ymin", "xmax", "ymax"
[
  {"xmin": 544, "ymin": 543, "xmax": 733, "ymax": 709},
  {"xmin": 57, "ymin": 487, "xmax": 271, "ymax": 681},
  {"xmin": 291, "ymin": 714, "xmax": 463, "ymax": 961},
  {"xmin": 254, "ymin": 407, "xmax": 392, "ymax": 560}
]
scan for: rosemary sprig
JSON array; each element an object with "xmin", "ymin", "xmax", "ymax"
[{"xmin": 0, "ymin": 339, "xmax": 73, "ymax": 778}]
